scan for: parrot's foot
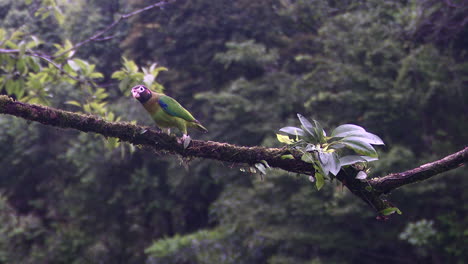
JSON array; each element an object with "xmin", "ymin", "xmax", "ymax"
[{"xmin": 180, "ymin": 134, "xmax": 192, "ymax": 149}]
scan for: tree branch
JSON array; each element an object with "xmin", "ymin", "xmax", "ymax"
[
  {"xmin": 0, "ymin": 95, "xmax": 465, "ymax": 218},
  {"xmin": 0, "ymin": 95, "xmax": 311, "ymax": 174},
  {"xmin": 369, "ymin": 147, "xmax": 467, "ymax": 194}
]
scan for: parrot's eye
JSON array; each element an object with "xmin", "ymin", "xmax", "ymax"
[{"xmin": 139, "ymin": 87, "xmax": 144, "ymax": 92}]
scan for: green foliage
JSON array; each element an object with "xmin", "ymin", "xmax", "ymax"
[
  {"xmin": 277, "ymin": 114, "xmax": 383, "ymax": 189},
  {"xmin": 145, "ymin": 229, "xmax": 226, "ymax": 258},
  {"xmin": 112, "ymin": 57, "xmax": 167, "ymax": 94},
  {"xmin": 214, "ymin": 40, "xmax": 278, "ymax": 69}
]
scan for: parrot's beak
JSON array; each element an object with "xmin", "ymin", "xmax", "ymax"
[{"xmin": 132, "ymin": 89, "xmax": 140, "ymax": 98}]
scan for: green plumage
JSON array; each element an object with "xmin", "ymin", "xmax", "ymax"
[{"xmin": 138, "ymin": 88, "xmax": 207, "ymax": 135}]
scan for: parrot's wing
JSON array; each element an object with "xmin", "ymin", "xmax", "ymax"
[{"xmin": 158, "ymin": 95, "xmax": 196, "ymax": 122}]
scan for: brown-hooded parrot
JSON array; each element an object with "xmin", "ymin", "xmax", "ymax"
[{"xmin": 131, "ymin": 85, "xmax": 207, "ymax": 145}]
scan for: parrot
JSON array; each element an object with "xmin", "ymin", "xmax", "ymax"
[{"xmin": 131, "ymin": 85, "xmax": 207, "ymax": 146}]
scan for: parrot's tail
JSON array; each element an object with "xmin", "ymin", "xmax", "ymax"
[{"xmin": 193, "ymin": 120, "xmax": 208, "ymax": 133}]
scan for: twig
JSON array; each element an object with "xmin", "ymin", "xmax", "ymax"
[{"xmin": 52, "ymin": 0, "xmax": 176, "ymax": 59}]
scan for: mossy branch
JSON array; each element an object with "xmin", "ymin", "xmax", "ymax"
[{"xmin": 0, "ymin": 95, "xmax": 466, "ymax": 219}]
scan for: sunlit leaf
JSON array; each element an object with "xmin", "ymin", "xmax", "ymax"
[
  {"xmin": 90, "ymin": 72, "xmax": 104, "ymax": 79},
  {"xmin": 279, "ymin": 126, "xmax": 305, "ymax": 136},
  {"xmin": 380, "ymin": 207, "xmax": 402, "ymax": 216},
  {"xmin": 111, "ymin": 70, "xmax": 126, "ymax": 80},
  {"xmin": 65, "ymin": 100, "xmax": 82, "ymax": 107},
  {"xmin": 67, "ymin": 60, "xmax": 80, "ymax": 72},
  {"xmin": 53, "ymin": 6, "xmax": 64, "ymax": 25},
  {"xmin": 331, "ymin": 124, "xmax": 365, "ymax": 137},
  {"xmin": 315, "ymin": 173, "xmax": 324, "ymax": 190},
  {"xmin": 281, "ymin": 154, "xmax": 294, "ymax": 160},
  {"xmin": 276, "ymin": 134, "xmax": 293, "ymax": 144}
]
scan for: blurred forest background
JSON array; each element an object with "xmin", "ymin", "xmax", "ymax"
[{"xmin": 0, "ymin": 0, "xmax": 467, "ymax": 263}]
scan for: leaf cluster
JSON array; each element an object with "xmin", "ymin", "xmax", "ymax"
[
  {"xmin": 111, "ymin": 57, "xmax": 167, "ymax": 94},
  {"xmin": 277, "ymin": 114, "xmax": 384, "ymax": 189}
]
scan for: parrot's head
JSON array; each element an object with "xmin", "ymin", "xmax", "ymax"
[{"xmin": 131, "ymin": 85, "xmax": 152, "ymax": 103}]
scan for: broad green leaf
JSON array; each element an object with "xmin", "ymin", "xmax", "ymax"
[
  {"xmin": 65, "ymin": 100, "xmax": 82, "ymax": 107},
  {"xmin": 10, "ymin": 30, "xmax": 24, "ymax": 41},
  {"xmin": 111, "ymin": 71, "xmax": 127, "ymax": 80},
  {"xmin": 342, "ymin": 133, "xmax": 384, "ymax": 145},
  {"xmin": 151, "ymin": 66, "xmax": 168, "ymax": 77},
  {"xmin": 301, "ymin": 152, "xmax": 315, "ymax": 163},
  {"xmin": 281, "ymin": 154, "xmax": 294, "ymax": 160},
  {"xmin": 279, "ymin": 126, "xmax": 305, "ymax": 136},
  {"xmin": 318, "ymin": 152, "xmax": 332, "ymax": 176},
  {"xmin": 5, "ymin": 40, "xmax": 18, "ymax": 49},
  {"xmin": 53, "ymin": 6, "xmax": 64, "ymax": 25},
  {"xmin": 313, "ymin": 120, "xmax": 326, "ymax": 143},
  {"xmin": 276, "ymin": 134, "xmax": 293, "ymax": 144},
  {"xmin": 331, "ymin": 124, "xmax": 365, "ymax": 137},
  {"xmin": 94, "ymin": 88, "xmax": 108, "ymax": 100},
  {"xmin": 328, "ymin": 142, "xmax": 346, "ymax": 150},
  {"xmin": 119, "ymin": 77, "xmax": 131, "ymax": 93},
  {"xmin": 67, "ymin": 60, "xmax": 80, "ymax": 72},
  {"xmin": 329, "ymin": 152, "xmax": 341, "ymax": 176},
  {"xmin": 123, "ymin": 57, "xmax": 139, "ymax": 73},
  {"xmin": 297, "ymin": 113, "xmax": 315, "ymax": 137},
  {"xmin": 317, "ymin": 152, "xmax": 341, "ymax": 176},
  {"xmin": 315, "ymin": 173, "xmax": 324, "ymax": 190},
  {"xmin": 380, "ymin": 207, "xmax": 402, "ymax": 216},
  {"xmin": 16, "ymin": 59, "xmax": 27, "ymax": 74},
  {"xmin": 19, "ymin": 41, "xmax": 26, "ymax": 57},
  {"xmin": 26, "ymin": 57, "xmax": 41, "ymax": 72},
  {"xmin": 339, "ymin": 155, "xmax": 367, "ymax": 166},
  {"xmin": 90, "ymin": 72, "xmax": 104, "ymax": 79},
  {"xmin": 341, "ymin": 139, "xmax": 378, "ymax": 157},
  {"xmin": 73, "ymin": 59, "xmax": 88, "ymax": 70},
  {"xmin": 339, "ymin": 155, "xmax": 378, "ymax": 167}
]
